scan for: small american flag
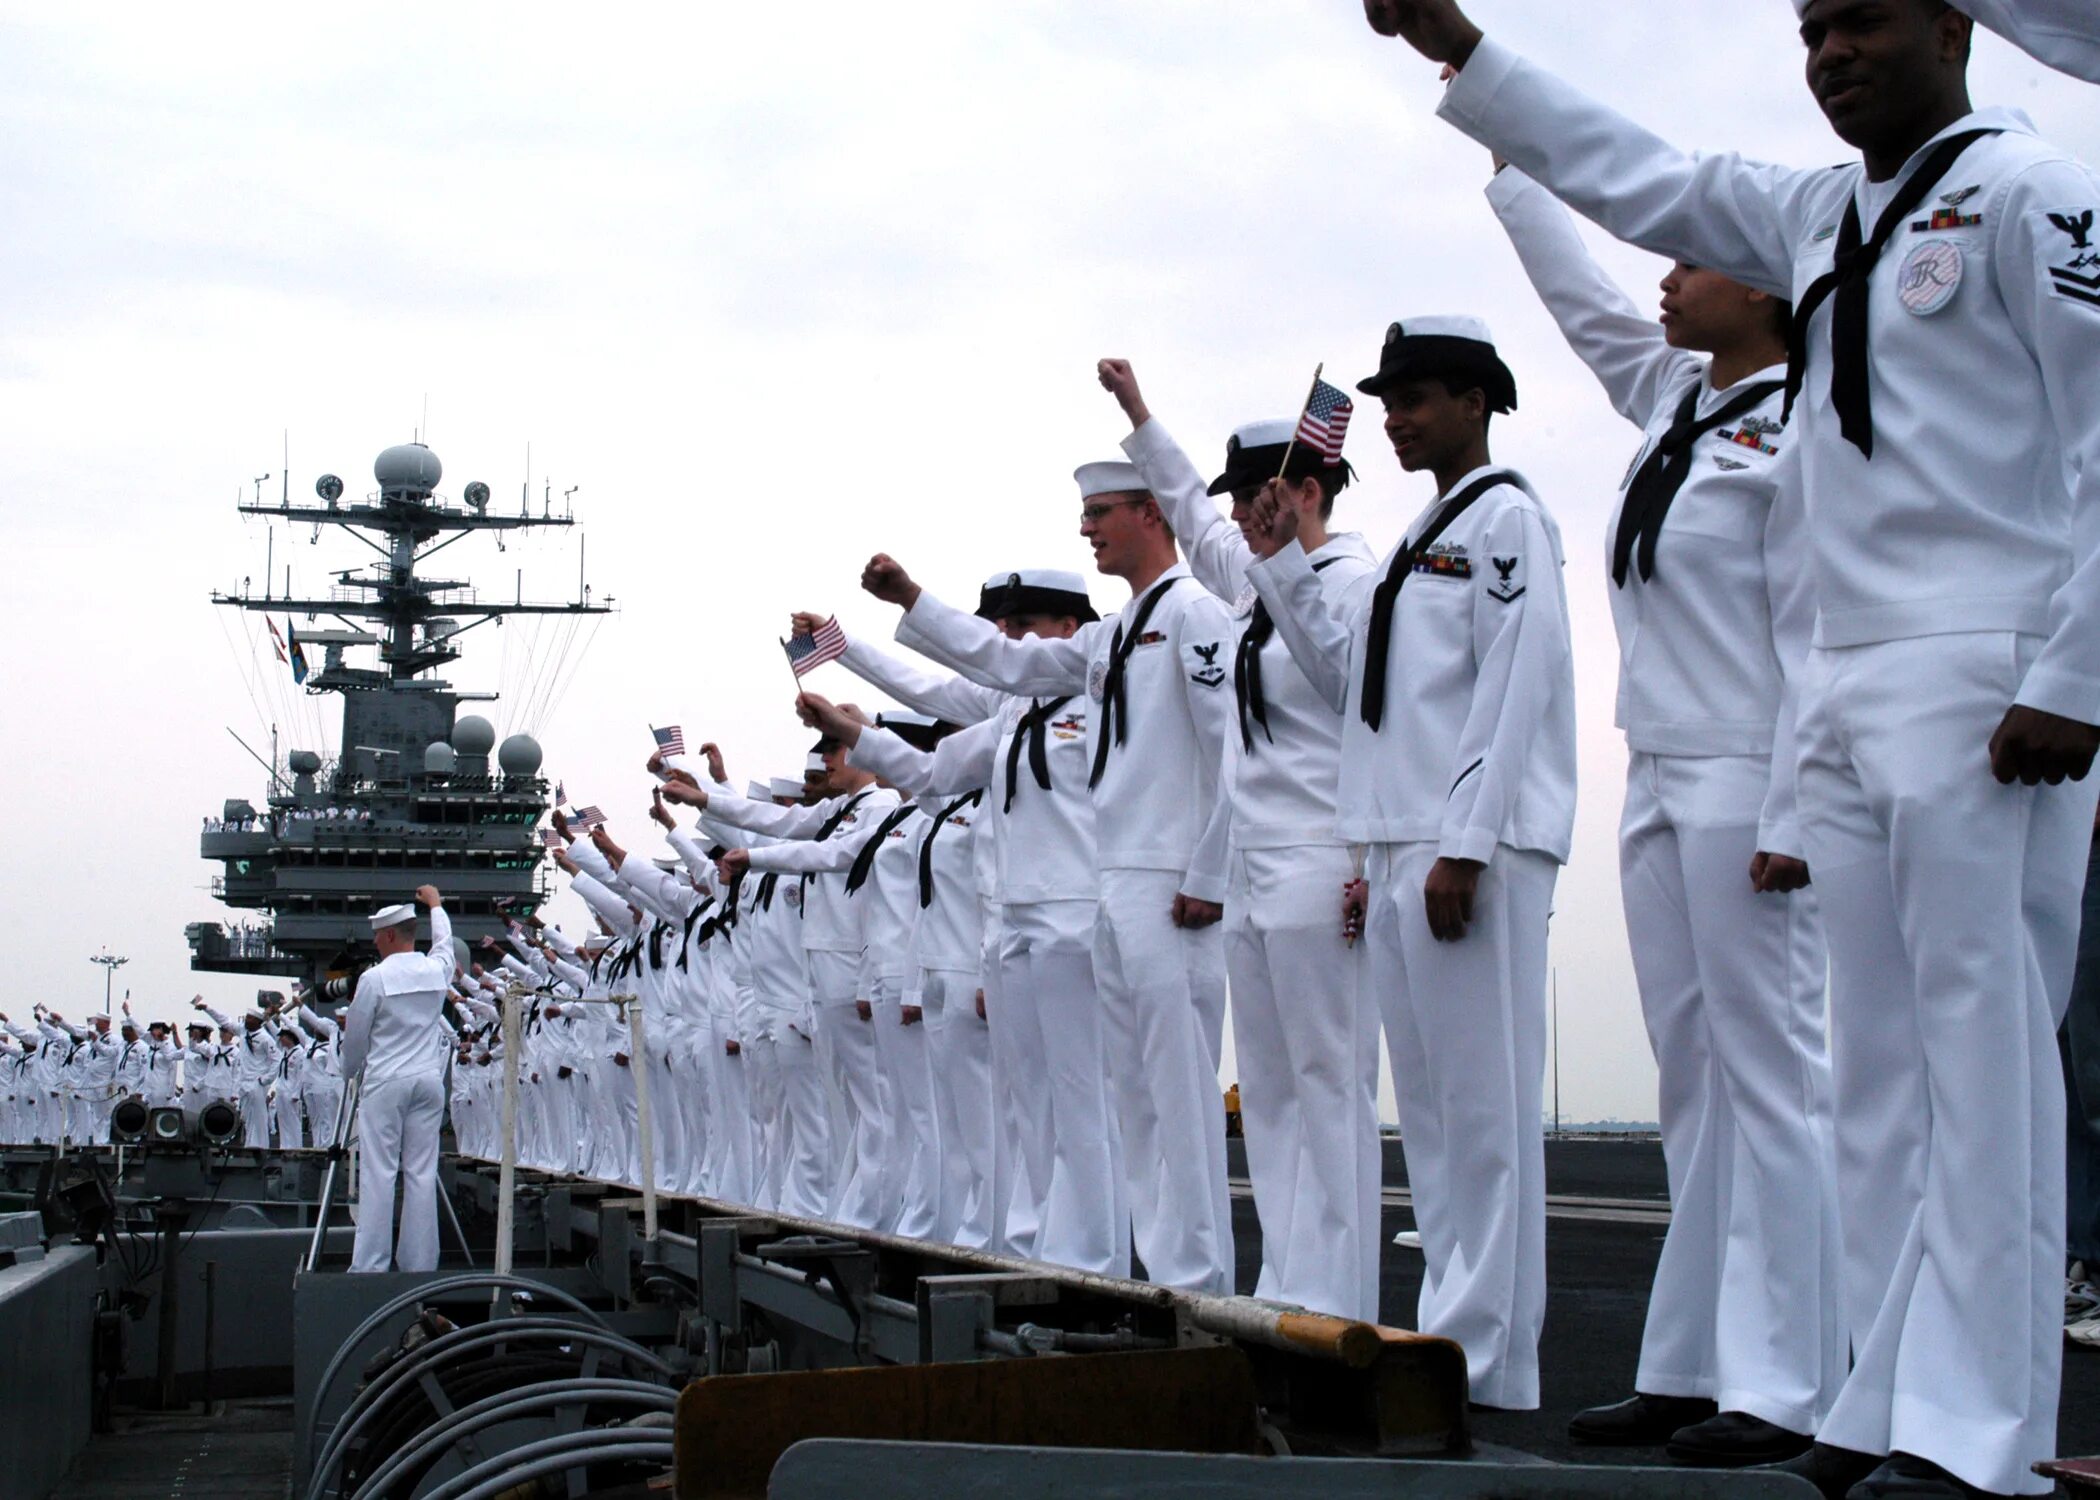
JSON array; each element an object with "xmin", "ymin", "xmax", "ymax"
[
  {"xmin": 553, "ymin": 781, "xmax": 565, "ymax": 807},
  {"xmin": 1295, "ymin": 378, "xmax": 1355, "ymax": 465},
  {"xmin": 571, "ymin": 805, "xmax": 606, "ymax": 832},
  {"xmin": 652, "ymin": 725, "xmax": 686, "ymax": 757},
  {"xmin": 539, "ymin": 828, "xmax": 562, "ymax": 848},
  {"xmin": 783, "ymin": 617, "xmax": 847, "ymax": 677}
]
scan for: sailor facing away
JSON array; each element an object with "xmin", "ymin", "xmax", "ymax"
[
  {"xmin": 1486, "ymin": 164, "xmax": 1844, "ymax": 1462},
  {"xmin": 1248, "ymin": 316, "xmax": 1576, "ymax": 1410},
  {"xmin": 1373, "ymin": 0, "xmax": 2100, "ymax": 1488},
  {"xmin": 1103, "ymin": 361, "xmax": 1383, "ymax": 1325},
  {"xmin": 342, "ymin": 887, "xmax": 455, "ymax": 1273}
]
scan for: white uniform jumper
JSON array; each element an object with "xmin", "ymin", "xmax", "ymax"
[
  {"xmin": 898, "ymin": 568, "xmax": 1237, "ymax": 1294},
  {"xmin": 1125, "ymin": 416, "xmax": 1383, "ymax": 1322},
  {"xmin": 1251, "ymin": 464, "xmax": 1576, "ymax": 1409},
  {"xmin": 1490, "ymin": 167, "xmax": 1843, "ymax": 1432},
  {"xmin": 342, "ymin": 904, "xmax": 455, "ymax": 1273},
  {"xmin": 1440, "ymin": 42, "xmax": 2100, "ymax": 1489}
]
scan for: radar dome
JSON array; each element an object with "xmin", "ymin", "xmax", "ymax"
[
  {"xmin": 497, "ymin": 733, "xmax": 543, "ymax": 776},
  {"xmin": 374, "ymin": 443, "xmax": 442, "ymax": 495},
  {"xmin": 451, "ymin": 715, "xmax": 496, "ymax": 756},
  {"xmin": 287, "ymin": 750, "xmax": 323, "ymax": 775},
  {"xmin": 423, "ymin": 742, "xmax": 458, "ymax": 775}
]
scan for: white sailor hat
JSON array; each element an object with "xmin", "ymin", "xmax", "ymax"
[
  {"xmin": 1791, "ymin": 0, "xmax": 2100, "ymax": 82},
  {"xmin": 369, "ymin": 902, "xmax": 417, "ymax": 931},
  {"xmin": 652, "ymin": 855, "xmax": 681, "ymax": 872},
  {"xmin": 581, "ymin": 933, "xmax": 614, "ymax": 954},
  {"xmin": 804, "ymin": 752, "xmax": 829, "ymax": 774},
  {"xmin": 243, "ymin": 1006, "xmax": 266, "ymax": 1022},
  {"xmin": 977, "ymin": 568, "xmax": 1101, "ymax": 624},
  {"xmin": 1358, "ymin": 316, "xmax": 1518, "ymax": 413},
  {"xmin": 745, "ymin": 779, "xmax": 771, "ymax": 801},
  {"xmin": 1073, "ymin": 461, "xmax": 1149, "ymax": 500},
  {"xmin": 770, "ymin": 776, "xmax": 807, "ymax": 800},
  {"xmin": 1209, "ymin": 418, "xmax": 1355, "ymax": 498}
]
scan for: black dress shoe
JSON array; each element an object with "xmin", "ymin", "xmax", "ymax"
[
  {"xmin": 1567, "ymin": 1391, "xmax": 1718, "ymax": 1445},
  {"xmin": 1762, "ymin": 1441, "xmax": 1886, "ymax": 1500},
  {"xmin": 1668, "ymin": 1410, "xmax": 1814, "ymax": 1468},
  {"xmin": 1845, "ymin": 1453, "xmax": 1994, "ymax": 1498}
]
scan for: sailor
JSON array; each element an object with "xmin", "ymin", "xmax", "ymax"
[
  {"xmin": 672, "ymin": 742, "xmax": 903, "ymax": 1229},
  {"xmin": 841, "ymin": 710, "xmax": 953, "ymax": 1240},
  {"xmin": 1369, "ymin": 0, "xmax": 2100, "ymax": 1487},
  {"xmin": 864, "ymin": 460, "xmax": 1239, "ymax": 1295},
  {"xmin": 341, "ymin": 887, "xmax": 456, "ymax": 1273},
  {"xmin": 184, "ymin": 1004, "xmax": 243, "ymax": 1106},
  {"xmin": 271, "ymin": 1024, "xmax": 306, "ymax": 1147},
  {"xmin": 294, "ymin": 1000, "xmax": 346, "ymax": 1148},
  {"xmin": 1477, "ymin": 157, "xmax": 1844, "ymax": 1460},
  {"xmin": 1101, "ymin": 361, "xmax": 1383, "ymax": 1323},
  {"xmin": 793, "ymin": 594, "xmax": 1050, "ymax": 1259},
  {"xmin": 200, "ymin": 999, "xmax": 275, "ymax": 1146},
  {"xmin": 112, "ymin": 1012, "xmax": 150, "ymax": 1105},
  {"xmin": 1247, "ymin": 316, "xmax": 1575, "ymax": 1408},
  {"xmin": 141, "ymin": 1017, "xmax": 182, "ymax": 1109}
]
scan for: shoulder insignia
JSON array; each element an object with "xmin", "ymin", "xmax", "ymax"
[{"xmin": 2043, "ymin": 209, "xmax": 2100, "ymax": 306}]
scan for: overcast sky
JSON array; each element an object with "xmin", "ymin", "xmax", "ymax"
[{"xmin": 6, "ymin": 2, "xmax": 2095, "ymax": 1120}]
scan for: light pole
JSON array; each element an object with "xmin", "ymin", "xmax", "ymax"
[{"xmin": 90, "ymin": 951, "xmax": 128, "ymax": 1018}]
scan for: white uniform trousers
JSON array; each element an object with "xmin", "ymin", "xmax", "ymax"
[
  {"xmin": 1001, "ymin": 899, "xmax": 1129, "ymax": 1275},
  {"xmin": 1798, "ymin": 634, "xmax": 2097, "ymax": 1496},
  {"xmin": 1620, "ymin": 751, "xmax": 1843, "ymax": 1433},
  {"xmin": 871, "ymin": 978, "xmax": 941, "ymax": 1241},
  {"xmin": 809, "ymin": 952, "xmax": 892, "ymax": 1229},
  {"xmin": 351, "ymin": 1071, "xmax": 446, "ymax": 1273},
  {"xmin": 1226, "ymin": 844, "xmax": 1382, "ymax": 1322},
  {"xmin": 920, "ymin": 967, "xmax": 996, "ymax": 1248},
  {"xmin": 1094, "ymin": 868, "xmax": 1233, "ymax": 1294},
  {"xmin": 772, "ymin": 1022, "xmax": 834, "ymax": 1219},
  {"xmin": 687, "ymin": 1025, "xmax": 724, "ymax": 1198},
  {"xmin": 305, "ymin": 1080, "xmax": 347, "ymax": 1151},
  {"xmin": 979, "ymin": 910, "xmax": 1042, "ymax": 1258},
  {"xmin": 240, "ymin": 1080, "xmax": 271, "ymax": 1148},
  {"xmin": 744, "ymin": 1031, "xmax": 786, "ymax": 1211},
  {"xmin": 274, "ymin": 1082, "xmax": 306, "ymax": 1149},
  {"xmin": 713, "ymin": 1043, "xmax": 756, "ymax": 1206},
  {"xmin": 1369, "ymin": 841, "xmax": 1555, "ymax": 1410}
]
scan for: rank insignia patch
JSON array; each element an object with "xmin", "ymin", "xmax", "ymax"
[
  {"xmin": 2043, "ymin": 208, "xmax": 2100, "ymax": 307},
  {"xmin": 1487, "ymin": 557, "xmax": 1525, "ymax": 605},
  {"xmin": 1187, "ymin": 642, "xmax": 1226, "ymax": 688}
]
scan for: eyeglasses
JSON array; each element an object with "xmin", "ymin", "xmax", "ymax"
[{"xmin": 1079, "ymin": 498, "xmax": 1146, "ymax": 525}]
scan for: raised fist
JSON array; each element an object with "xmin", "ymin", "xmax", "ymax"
[
  {"xmin": 861, "ymin": 554, "xmax": 921, "ymax": 610},
  {"xmin": 1096, "ymin": 359, "xmax": 1150, "ymax": 429}
]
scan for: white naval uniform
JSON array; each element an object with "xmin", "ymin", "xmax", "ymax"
[
  {"xmin": 271, "ymin": 1042, "xmax": 306, "ymax": 1148},
  {"xmin": 898, "ymin": 571, "xmax": 1237, "ymax": 1294},
  {"xmin": 828, "ymin": 635, "xmax": 1043, "ymax": 1261},
  {"xmin": 847, "ymin": 799, "xmax": 944, "ymax": 1240},
  {"xmin": 1490, "ymin": 167, "xmax": 1844, "ymax": 1432},
  {"xmin": 735, "ymin": 855, "xmax": 832, "ymax": 1218},
  {"xmin": 711, "ymin": 786, "xmax": 902, "ymax": 1229},
  {"xmin": 1250, "ymin": 464, "xmax": 1576, "ymax": 1410},
  {"xmin": 1127, "ymin": 416, "xmax": 1384, "ymax": 1323},
  {"xmin": 856, "ymin": 710, "xmax": 1123, "ymax": 1271},
  {"xmin": 296, "ymin": 1006, "xmax": 346, "ymax": 1148},
  {"xmin": 1442, "ymin": 43, "xmax": 2100, "ymax": 1488},
  {"xmin": 142, "ymin": 1037, "xmax": 182, "ymax": 1108},
  {"xmin": 342, "ymin": 903, "xmax": 455, "ymax": 1273}
]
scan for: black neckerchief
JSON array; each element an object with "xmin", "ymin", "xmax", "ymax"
[
  {"xmin": 801, "ymin": 789, "xmax": 876, "ymax": 901},
  {"xmin": 1004, "ymin": 697, "xmax": 1074, "ymax": 812},
  {"xmin": 1089, "ymin": 576, "xmax": 1181, "ymax": 788},
  {"xmin": 646, "ymin": 918, "xmax": 671, "ymax": 971},
  {"xmin": 918, "ymin": 789, "xmax": 984, "ymax": 908},
  {"xmin": 674, "ymin": 896, "xmax": 715, "ymax": 972},
  {"xmin": 844, "ymin": 803, "xmax": 919, "ymax": 894},
  {"xmin": 1785, "ymin": 128, "xmax": 2000, "ymax": 457},
  {"xmin": 1613, "ymin": 378, "xmax": 1785, "ymax": 586},
  {"xmin": 755, "ymin": 872, "xmax": 781, "ymax": 911},
  {"xmin": 1360, "ymin": 470, "xmax": 1519, "ymax": 731},
  {"xmin": 1237, "ymin": 558, "xmax": 1340, "ymax": 750}
]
